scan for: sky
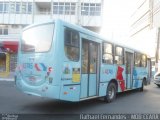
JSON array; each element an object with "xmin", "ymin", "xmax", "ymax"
[
  {"xmin": 100, "ymin": 0, "xmax": 156, "ymax": 56},
  {"xmin": 100, "ymin": 0, "xmax": 136, "ymax": 42}
]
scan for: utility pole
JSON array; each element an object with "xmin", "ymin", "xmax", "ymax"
[{"xmin": 155, "ymin": 27, "xmax": 160, "ymax": 72}]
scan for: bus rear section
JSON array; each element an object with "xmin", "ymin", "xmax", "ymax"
[{"xmin": 15, "ymin": 22, "xmax": 62, "ymax": 99}]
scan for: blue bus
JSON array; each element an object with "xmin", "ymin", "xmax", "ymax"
[{"xmin": 15, "ymin": 19, "xmax": 151, "ymax": 102}]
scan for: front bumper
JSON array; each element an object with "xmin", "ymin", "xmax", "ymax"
[{"xmin": 15, "ymin": 76, "xmax": 60, "ymax": 99}]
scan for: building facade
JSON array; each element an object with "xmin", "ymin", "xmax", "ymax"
[
  {"xmin": 0, "ymin": 0, "xmax": 103, "ymax": 78},
  {"xmin": 130, "ymin": 0, "xmax": 160, "ymax": 73}
]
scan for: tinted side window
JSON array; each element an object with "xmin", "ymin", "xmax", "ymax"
[
  {"xmin": 135, "ymin": 53, "xmax": 141, "ymax": 67},
  {"xmin": 135, "ymin": 53, "xmax": 147, "ymax": 67},
  {"xmin": 64, "ymin": 28, "xmax": 79, "ymax": 61},
  {"xmin": 102, "ymin": 42, "xmax": 113, "ymax": 64},
  {"xmin": 115, "ymin": 46, "xmax": 124, "ymax": 65},
  {"xmin": 141, "ymin": 54, "xmax": 146, "ymax": 67},
  {"xmin": 89, "ymin": 42, "xmax": 97, "ymax": 73}
]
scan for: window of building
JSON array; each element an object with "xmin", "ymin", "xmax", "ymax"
[
  {"xmin": 81, "ymin": 3, "xmax": 89, "ymax": 15},
  {"xmin": 12, "ymin": 25, "xmax": 19, "ymax": 29},
  {"xmin": 0, "ymin": 2, "xmax": 32, "ymax": 14},
  {"xmin": 102, "ymin": 42, "xmax": 113, "ymax": 64},
  {"xmin": 59, "ymin": 2, "xmax": 64, "ymax": 14},
  {"xmin": 65, "ymin": 3, "xmax": 70, "ymax": 15},
  {"xmin": 0, "ymin": 2, "xmax": 3, "ymax": 13},
  {"xmin": 95, "ymin": 4, "xmax": 101, "ymax": 16},
  {"xmin": 115, "ymin": 46, "xmax": 124, "ymax": 65},
  {"xmin": 3, "ymin": 28, "xmax": 8, "ymax": 35},
  {"xmin": 0, "ymin": 53, "xmax": 6, "ymax": 72},
  {"xmin": 53, "ymin": 2, "xmax": 76, "ymax": 15},
  {"xmin": 10, "ymin": 2, "xmax": 15, "ymax": 13},
  {"xmin": 53, "ymin": 3, "xmax": 58, "ymax": 14},
  {"xmin": 4, "ymin": 2, "xmax": 9, "ymax": 13},
  {"xmin": 16, "ymin": 2, "xmax": 20, "ymax": 14},
  {"xmin": 0, "ymin": 26, "xmax": 8, "ymax": 35},
  {"xmin": 90, "ymin": 3, "xmax": 95, "ymax": 16},
  {"xmin": 0, "ymin": 29, "xmax": 2, "ymax": 35},
  {"xmin": 81, "ymin": 3, "xmax": 101, "ymax": 16},
  {"xmin": 22, "ymin": 2, "xmax": 27, "ymax": 13},
  {"xmin": 64, "ymin": 28, "xmax": 79, "ymax": 61},
  {"xmin": 27, "ymin": 3, "xmax": 32, "ymax": 14},
  {"xmin": 71, "ymin": 3, "xmax": 75, "ymax": 15}
]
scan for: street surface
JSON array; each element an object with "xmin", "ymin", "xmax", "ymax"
[{"xmin": 0, "ymin": 81, "xmax": 160, "ymax": 114}]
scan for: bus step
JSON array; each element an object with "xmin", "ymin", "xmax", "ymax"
[{"xmin": 80, "ymin": 96, "xmax": 99, "ymax": 101}]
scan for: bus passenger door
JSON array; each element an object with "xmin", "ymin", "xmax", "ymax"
[
  {"xmin": 81, "ymin": 39, "xmax": 99, "ymax": 98},
  {"xmin": 125, "ymin": 52, "xmax": 134, "ymax": 89}
]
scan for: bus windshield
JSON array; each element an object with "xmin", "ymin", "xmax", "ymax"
[{"xmin": 21, "ymin": 23, "xmax": 54, "ymax": 53}]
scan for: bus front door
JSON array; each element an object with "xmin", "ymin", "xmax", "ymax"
[
  {"xmin": 81, "ymin": 39, "xmax": 99, "ymax": 98},
  {"xmin": 125, "ymin": 52, "xmax": 134, "ymax": 89}
]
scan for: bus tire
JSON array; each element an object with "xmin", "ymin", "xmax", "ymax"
[
  {"xmin": 156, "ymin": 84, "xmax": 160, "ymax": 87},
  {"xmin": 104, "ymin": 82, "xmax": 116, "ymax": 103}
]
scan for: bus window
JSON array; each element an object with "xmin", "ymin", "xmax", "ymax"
[
  {"xmin": 82, "ymin": 41, "xmax": 89, "ymax": 73},
  {"xmin": 141, "ymin": 54, "xmax": 147, "ymax": 67},
  {"xmin": 102, "ymin": 42, "xmax": 113, "ymax": 64},
  {"xmin": 134, "ymin": 53, "xmax": 147, "ymax": 67},
  {"xmin": 90, "ymin": 43, "xmax": 97, "ymax": 73},
  {"xmin": 135, "ymin": 53, "xmax": 141, "ymax": 67},
  {"xmin": 21, "ymin": 23, "xmax": 54, "ymax": 53},
  {"xmin": 64, "ymin": 28, "xmax": 79, "ymax": 61},
  {"xmin": 115, "ymin": 46, "xmax": 124, "ymax": 65}
]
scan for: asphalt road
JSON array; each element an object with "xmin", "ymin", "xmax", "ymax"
[{"xmin": 0, "ymin": 81, "xmax": 160, "ymax": 114}]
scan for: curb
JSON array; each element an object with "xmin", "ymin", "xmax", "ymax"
[{"xmin": 0, "ymin": 78, "xmax": 14, "ymax": 81}]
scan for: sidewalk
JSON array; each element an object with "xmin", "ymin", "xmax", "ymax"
[
  {"xmin": 0, "ymin": 77, "xmax": 14, "ymax": 81},
  {"xmin": 0, "ymin": 72, "xmax": 15, "ymax": 81}
]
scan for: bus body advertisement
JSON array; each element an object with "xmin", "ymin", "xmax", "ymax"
[{"xmin": 15, "ymin": 19, "xmax": 151, "ymax": 102}]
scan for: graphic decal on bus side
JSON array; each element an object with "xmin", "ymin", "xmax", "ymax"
[
  {"xmin": 35, "ymin": 63, "xmax": 47, "ymax": 71},
  {"xmin": 40, "ymin": 63, "xmax": 47, "ymax": 71},
  {"xmin": 35, "ymin": 64, "xmax": 41, "ymax": 71},
  {"xmin": 63, "ymin": 65, "xmax": 70, "ymax": 74},
  {"xmin": 72, "ymin": 68, "xmax": 80, "ymax": 82},
  {"xmin": 116, "ymin": 66, "xmax": 125, "ymax": 92},
  {"xmin": 103, "ymin": 69, "xmax": 113, "ymax": 75},
  {"xmin": 19, "ymin": 63, "xmax": 50, "ymax": 72},
  {"xmin": 133, "ymin": 69, "xmax": 138, "ymax": 87}
]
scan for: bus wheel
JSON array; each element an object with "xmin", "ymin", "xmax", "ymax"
[
  {"xmin": 104, "ymin": 82, "xmax": 116, "ymax": 103},
  {"xmin": 156, "ymin": 84, "xmax": 160, "ymax": 87}
]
